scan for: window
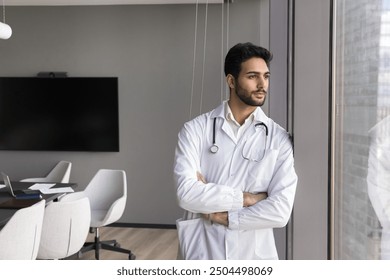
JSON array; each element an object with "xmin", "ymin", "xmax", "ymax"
[{"xmin": 333, "ymin": 0, "xmax": 390, "ymax": 259}]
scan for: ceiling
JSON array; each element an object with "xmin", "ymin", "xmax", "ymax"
[{"xmin": 6, "ymin": 0, "xmax": 224, "ymax": 6}]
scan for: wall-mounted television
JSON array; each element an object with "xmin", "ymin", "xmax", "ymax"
[{"xmin": 0, "ymin": 77, "xmax": 119, "ymax": 152}]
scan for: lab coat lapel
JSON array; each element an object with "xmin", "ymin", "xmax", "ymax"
[
  {"xmin": 210, "ymin": 102, "xmax": 237, "ymax": 144},
  {"xmin": 221, "ymin": 120, "xmax": 237, "ymax": 143},
  {"xmin": 253, "ymin": 107, "xmax": 269, "ymax": 127}
]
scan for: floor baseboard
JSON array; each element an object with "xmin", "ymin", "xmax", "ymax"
[{"xmin": 110, "ymin": 222, "xmax": 176, "ymax": 229}]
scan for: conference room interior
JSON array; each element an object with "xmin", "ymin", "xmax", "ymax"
[{"xmin": 1, "ymin": 0, "xmax": 389, "ymax": 260}]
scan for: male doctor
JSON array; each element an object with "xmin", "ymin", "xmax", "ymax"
[{"xmin": 174, "ymin": 42, "xmax": 298, "ymax": 260}]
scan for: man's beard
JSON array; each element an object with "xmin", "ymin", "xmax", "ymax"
[{"xmin": 234, "ymin": 83, "xmax": 267, "ymax": 107}]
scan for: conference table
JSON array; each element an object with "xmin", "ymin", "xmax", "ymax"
[{"xmin": 0, "ymin": 181, "xmax": 77, "ymax": 228}]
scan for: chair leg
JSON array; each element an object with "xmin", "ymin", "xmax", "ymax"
[
  {"xmin": 95, "ymin": 235, "xmax": 101, "ymax": 260},
  {"xmin": 78, "ymin": 228, "xmax": 101, "ymax": 259},
  {"xmin": 79, "ymin": 227, "xmax": 136, "ymax": 260},
  {"xmin": 99, "ymin": 240, "xmax": 136, "ymax": 260}
]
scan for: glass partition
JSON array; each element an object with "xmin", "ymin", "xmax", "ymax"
[{"xmin": 333, "ymin": 0, "xmax": 390, "ymax": 259}]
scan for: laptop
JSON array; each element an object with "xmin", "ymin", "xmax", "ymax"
[{"xmin": 1, "ymin": 172, "xmax": 42, "ymax": 199}]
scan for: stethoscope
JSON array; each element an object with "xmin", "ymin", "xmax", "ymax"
[{"xmin": 209, "ymin": 118, "xmax": 269, "ymax": 161}]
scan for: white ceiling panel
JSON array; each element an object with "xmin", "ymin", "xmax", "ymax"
[{"xmin": 6, "ymin": 0, "xmax": 224, "ymax": 6}]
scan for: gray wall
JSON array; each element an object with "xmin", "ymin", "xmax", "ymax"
[
  {"xmin": 0, "ymin": 1, "xmax": 268, "ymax": 225},
  {"xmin": 293, "ymin": 0, "xmax": 330, "ymax": 259}
]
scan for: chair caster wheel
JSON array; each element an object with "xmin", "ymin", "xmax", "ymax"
[{"xmin": 129, "ymin": 253, "xmax": 136, "ymax": 260}]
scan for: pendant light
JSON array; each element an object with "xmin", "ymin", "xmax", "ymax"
[{"xmin": 0, "ymin": 0, "xmax": 11, "ymax": 40}]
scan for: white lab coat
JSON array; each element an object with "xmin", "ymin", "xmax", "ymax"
[{"xmin": 174, "ymin": 102, "xmax": 298, "ymax": 260}]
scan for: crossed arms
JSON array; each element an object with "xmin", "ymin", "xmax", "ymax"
[
  {"xmin": 174, "ymin": 120, "xmax": 297, "ymax": 231},
  {"xmin": 197, "ymin": 172, "xmax": 267, "ymax": 226}
]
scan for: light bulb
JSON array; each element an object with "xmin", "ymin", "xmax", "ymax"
[{"xmin": 0, "ymin": 21, "xmax": 12, "ymax": 39}]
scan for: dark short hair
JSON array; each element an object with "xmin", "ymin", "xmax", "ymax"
[{"xmin": 224, "ymin": 42, "xmax": 273, "ymax": 78}]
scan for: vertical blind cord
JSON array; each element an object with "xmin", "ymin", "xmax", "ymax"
[
  {"xmin": 190, "ymin": 0, "xmax": 230, "ymax": 119},
  {"xmin": 199, "ymin": 0, "xmax": 209, "ymax": 115},
  {"xmin": 189, "ymin": 0, "xmax": 199, "ymax": 120},
  {"xmin": 220, "ymin": 1, "xmax": 224, "ymax": 103},
  {"xmin": 2, "ymin": 0, "xmax": 5, "ymax": 23},
  {"xmin": 226, "ymin": 1, "xmax": 230, "ymax": 100}
]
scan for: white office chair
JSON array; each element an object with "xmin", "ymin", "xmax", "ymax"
[
  {"xmin": 37, "ymin": 193, "xmax": 91, "ymax": 260},
  {"xmin": 0, "ymin": 200, "xmax": 45, "ymax": 260},
  {"xmin": 20, "ymin": 160, "xmax": 72, "ymax": 183},
  {"xmin": 78, "ymin": 169, "xmax": 136, "ymax": 260}
]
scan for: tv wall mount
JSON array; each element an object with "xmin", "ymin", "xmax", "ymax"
[{"xmin": 37, "ymin": 72, "xmax": 68, "ymax": 78}]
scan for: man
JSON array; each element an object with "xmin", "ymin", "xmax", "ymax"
[{"xmin": 174, "ymin": 42, "xmax": 298, "ymax": 260}]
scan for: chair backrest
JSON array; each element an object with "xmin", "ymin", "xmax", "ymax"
[
  {"xmin": 0, "ymin": 200, "xmax": 45, "ymax": 260},
  {"xmin": 46, "ymin": 161, "xmax": 72, "ymax": 183},
  {"xmin": 37, "ymin": 193, "xmax": 91, "ymax": 259},
  {"xmin": 20, "ymin": 160, "xmax": 72, "ymax": 183},
  {"xmin": 84, "ymin": 169, "xmax": 127, "ymax": 227}
]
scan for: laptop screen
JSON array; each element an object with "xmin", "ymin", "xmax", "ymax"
[{"xmin": 1, "ymin": 172, "xmax": 15, "ymax": 197}]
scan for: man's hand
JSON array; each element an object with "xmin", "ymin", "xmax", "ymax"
[
  {"xmin": 202, "ymin": 212, "xmax": 228, "ymax": 226},
  {"xmin": 197, "ymin": 171, "xmax": 207, "ymax": 184},
  {"xmin": 210, "ymin": 212, "xmax": 228, "ymax": 226},
  {"xmin": 243, "ymin": 192, "xmax": 268, "ymax": 207}
]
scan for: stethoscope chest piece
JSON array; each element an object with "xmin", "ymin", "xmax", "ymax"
[{"xmin": 210, "ymin": 144, "xmax": 219, "ymax": 153}]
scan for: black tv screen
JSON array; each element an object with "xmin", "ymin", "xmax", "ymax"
[{"xmin": 0, "ymin": 77, "xmax": 119, "ymax": 152}]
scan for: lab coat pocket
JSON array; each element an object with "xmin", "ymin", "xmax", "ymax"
[
  {"xmin": 176, "ymin": 218, "xmax": 206, "ymax": 260},
  {"xmin": 246, "ymin": 149, "xmax": 279, "ymax": 190}
]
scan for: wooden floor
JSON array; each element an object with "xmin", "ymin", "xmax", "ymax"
[{"xmin": 75, "ymin": 227, "xmax": 179, "ymax": 260}]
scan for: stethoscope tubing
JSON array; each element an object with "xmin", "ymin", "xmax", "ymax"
[
  {"xmin": 210, "ymin": 118, "xmax": 219, "ymax": 153},
  {"xmin": 209, "ymin": 117, "xmax": 268, "ymax": 160}
]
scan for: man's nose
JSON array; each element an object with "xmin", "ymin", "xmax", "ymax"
[{"xmin": 257, "ymin": 77, "xmax": 266, "ymax": 88}]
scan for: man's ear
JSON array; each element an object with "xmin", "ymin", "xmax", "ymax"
[{"xmin": 227, "ymin": 74, "xmax": 235, "ymax": 89}]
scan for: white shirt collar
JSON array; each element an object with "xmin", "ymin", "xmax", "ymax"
[
  {"xmin": 225, "ymin": 101, "xmax": 255, "ymax": 127},
  {"xmin": 224, "ymin": 101, "xmax": 256, "ymax": 139},
  {"xmin": 210, "ymin": 101, "xmax": 269, "ymax": 126}
]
